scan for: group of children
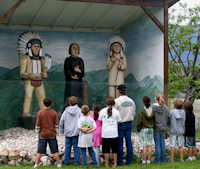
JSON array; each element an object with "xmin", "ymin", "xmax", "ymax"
[
  {"xmin": 60, "ymin": 96, "xmax": 121, "ymax": 168},
  {"xmin": 34, "ymin": 92, "xmax": 197, "ymax": 168},
  {"xmin": 137, "ymin": 94, "xmax": 197, "ymax": 164}
]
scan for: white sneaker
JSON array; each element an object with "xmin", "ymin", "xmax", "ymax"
[
  {"xmin": 33, "ymin": 164, "xmax": 39, "ymax": 168},
  {"xmin": 186, "ymin": 157, "xmax": 193, "ymax": 161},
  {"xmin": 57, "ymin": 163, "xmax": 62, "ymax": 168},
  {"xmin": 192, "ymin": 156, "xmax": 196, "ymax": 161},
  {"xmin": 142, "ymin": 160, "xmax": 146, "ymax": 164},
  {"xmin": 147, "ymin": 160, "xmax": 151, "ymax": 164}
]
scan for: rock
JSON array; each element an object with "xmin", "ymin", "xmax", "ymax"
[
  {"xmin": 16, "ymin": 162, "xmax": 21, "ymax": 166},
  {"xmin": 7, "ymin": 160, "xmax": 15, "ymax": 166},
  {"xmin": 30, "ymin": 155, "xmax": 36, "ymax": 162},
  {"xmin": 9, "ymin": 151, "xmax": 20, "ymax": 160},
  {"xmin": 40, "ymin": 156, "xmax": 52, "ymax": 166},
  {"xmin": 1, "ymin": 156, "xmax": 8, "ymax": 164},
  {"xmin": 20, "ymin": 150, "xmax": 28, "ymax": 158},
  {"xmin": 17, "ymin": 158, "xmax": 23, "ymax": 164},
  {"xmin": 0, "ymin": 148, "xmax": 9, "ymax": 156},
  {"xmin": 23, "ymin": 159, "xmax": 28, "ymax": 164}
]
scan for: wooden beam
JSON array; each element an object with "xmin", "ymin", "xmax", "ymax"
[
  {"xmin": 0, "ymin": 0, "xmax": 25, "ymax": 24},
  {"xmin": 140, "ymin": 5, "xmax": 164, "ymax": 33},
  {"xmin": 73, "ymin": 3, "xmax": 93, "ymax": 29},
  {"xmin": 168, "ymin": 0, "xmax": 179, "ymax": 7},
  {"xmin": 51, "ymin": 2, "xmax": 69, "ymax": 28},
  {"xmin": 164, "ymin": 0, "xmax": 168, "ymax": 104},
  {"xmin": 63, "ymin": 0, "xmax": 165, "ymax": 7},
  {"xmin": 30, "ymin": 0, "xmax": 47, "ymax": 27},
  {"xmin": 113, "ymin": 6, "xmax": 136, "ymax": 31},
  {"xmin": 93, "ymin": 5, "xmax": 115, "ymax": 29},
  {"xmin": 0, "ymin": 23, "xmax": 120, "ymax": 33}
]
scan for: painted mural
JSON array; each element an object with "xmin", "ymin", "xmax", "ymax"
[{"xmin": 0, "ymin": 8, "xmax": 163, "ymax": 130}]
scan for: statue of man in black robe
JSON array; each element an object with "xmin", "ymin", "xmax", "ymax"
[{"xmin": 64, "ymin": 43, "xmax": 84, "ymax": 107}]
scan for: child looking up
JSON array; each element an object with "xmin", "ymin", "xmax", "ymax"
[
  {"xmin": 169, "ymin": 99, "xmax": 185, "ymax": 162},
  {"xmin": 137, "ymin": 96, "xmax": 155, "ymax": 164},
  {"xmin": 78, "ymin": 105, "xmax": 98, "ymax": 168},
  {"xmin": 90, "ymin": 104, "xmax": 102, "ymax": 166},
  {"xmin": 59, "ymin": 96, "xmax": 82, "ymax": 165},
  {"xmin": 99, "ymin": 97, "xmax": 121, "ymax": 168},
  {"xmin": 184, "ymin": 102, "xmax": 196, "ymax": 161}
]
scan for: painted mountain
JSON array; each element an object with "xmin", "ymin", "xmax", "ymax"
[{"xmin": 0, "ymin": 64, "xmax": 163, "ymax": 130}]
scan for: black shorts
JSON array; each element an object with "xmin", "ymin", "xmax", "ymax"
[
  {"xmin": 102, "ymin": 137, "xmax": 118, "ymax": 154},
  {"xmin": 185, "ymin": 136, "xmax": 196, "ymax": 148},
  {"xmin": 37, "ymin": 137, "xmax": 58, "ymax": 154}
]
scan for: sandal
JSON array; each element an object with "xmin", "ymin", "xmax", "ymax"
[{"xmin": 112, "ymin": 164, "xmax": 117, "ymax": 168}]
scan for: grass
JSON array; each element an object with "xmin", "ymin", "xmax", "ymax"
[
  {"xmin": 0, "ymin": 162, "xmax": 200, "ymax": 169},
  {"xmin": 0, "ymin": 156, "xmax": 200, "ymax": 169},
  {"xmin": 196, "ymin": 129, "xmax": 200, "ymax": 140}
]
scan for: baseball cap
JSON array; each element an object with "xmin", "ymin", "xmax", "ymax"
[{"xmin": 117, "ymin": 84, "xmax": 126, "ymax": 91}]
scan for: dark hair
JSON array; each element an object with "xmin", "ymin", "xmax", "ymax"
[
  {"xmin": 143, "ymin": 96, "xmax": 151, "ymax": 108},
  {"xmin": 69, "ymin": 96, "xmax": 78, "ymax": 106},
  {"xmin": 174, "ymin": 99, "xmax": 183, "ymax": 109},
  {"xmin": 81, "ymin": 105, "xmax": 89, "ymax": 115},
  {"xmin": 43, "ymin": 97, "xmax": 52, "ymax": 107},
  {"xmin": 68, "ymin": 43, "xmax": 80, "ymax": 55},
  {"xmin": 106, "ymin": 97, "xmax": 115, "ymax": 118},
  {"xmin": 118, "ymin": 90, "xmax": 126, "ymax": 95},
  {"xmin": 92, "ymin": 103, "xmax": 101, "ymax": 120},
  {"xmin": 184, "ymin": 102, "xmax": 193, "ymax": 113}
]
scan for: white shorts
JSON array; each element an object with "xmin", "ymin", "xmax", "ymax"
[{"xmin": 169, "ymin": 134, "xmax": 184, "ymax": 147}]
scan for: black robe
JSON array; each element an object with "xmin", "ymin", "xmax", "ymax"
[{"xmin": 64, "ymin": 56, "xmax": 84, "ymax": 107}]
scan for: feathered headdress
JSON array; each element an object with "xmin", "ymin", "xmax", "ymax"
[
  {"xmin": 108, "ymin": 36, "xmax": 126, "ymax": 59},
  {"xmin": 18, "ymin": 32, "xmax": 43, "ymax": 57}
]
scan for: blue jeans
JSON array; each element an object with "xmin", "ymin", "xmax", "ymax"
[
  {"xmin": 81, "ymin": 147, "xmax": 97, "ymax": 167},
  {"xmin": 154, "ymin": 134, "xmax": 167, "ymax": 163},
  {"xmin": 118, "ymin": 122, "xmax": 133, "ymax": 166},
  {"xmin": 63, "ymin": 136, "xmax": 81, "ymax": 165}
]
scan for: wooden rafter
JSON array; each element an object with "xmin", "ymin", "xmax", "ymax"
[
  {"xmin": 0, "ymin": 0, "xmax": 25, "ymax": 24},
  {"xmin": 140, "ymin": 5, "xmax": 164, "ymax": 33},
  {"xmin": 51, "ymin": 2, "xmax": 69, "ymax": 28},
  {"xmin": 64, "ymin": 0, "xmax": 165, "ymax": 7},
  {"xmin": 73, "ymin": 3, "xmax": 93, "ymax": 29},
  {"xmin": 168, "ymin": 0, "xmax": 179, "ymax": 7},
  {"xmin": 30, "ymin": 0, "xmax": 47, "ymax": 27},
  {"xmin": 93, "ymin": 5, "xmax": 115, "ymax": 29},
  {"xmin": 113, "ymin": 6, "xmax": 136, "ymax": 31}
]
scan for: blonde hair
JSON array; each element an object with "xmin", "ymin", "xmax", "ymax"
[{"xmin": 155, "ymin": 93, "xmax": 165, "ymax": 106}]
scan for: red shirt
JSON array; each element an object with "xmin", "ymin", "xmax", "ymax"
[{"xmin": 36, "ymin": 108, "xmax": 59, "ymax": 139}]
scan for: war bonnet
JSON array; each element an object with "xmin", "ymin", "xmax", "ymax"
[{"xmin": 18, "ymin": 32, "xmax": 43, "ymax": 57}]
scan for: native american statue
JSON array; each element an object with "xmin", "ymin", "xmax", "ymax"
[
  {"xmin": 106, "ymin": 36, "xmax": 127, "ymax": 98},
  {"xmin": 18, "ymin": 32, "xmax": 51, "ymax": 116}
]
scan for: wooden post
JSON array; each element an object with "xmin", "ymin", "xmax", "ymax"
[
  {"xmin": 164, "ymin": 0, "xmax": 168, "ymax": 105},
  {"xmin": 83, "ymin": 81, "xmax": 88, "ymax": 105},
  {"xmin": 0, "ymin": 0, "xmax": 25, "ymax": 24}
]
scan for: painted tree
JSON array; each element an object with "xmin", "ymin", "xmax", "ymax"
[{"xmin": 168, "ymin": 3, "xmax": 200, "ymax": 103}]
